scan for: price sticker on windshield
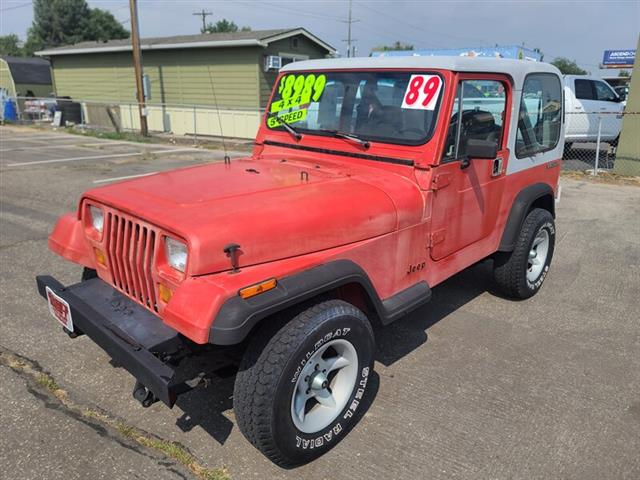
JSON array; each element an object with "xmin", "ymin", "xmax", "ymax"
[
  {"xmin": 271, "ymin": 73, "xmax": 327, "ymax": 113},
  {"xmin": 401, "ymin": 74, "xmax": 442, "ymax": 110}
]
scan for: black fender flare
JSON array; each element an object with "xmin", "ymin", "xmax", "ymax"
[
  {"xmin": 209, "ymin": 259, "xmax": 431, "ymax": 345},
  {"xmin": 498, "ymin": 182, "xmax": 555, "ymax": 252}
]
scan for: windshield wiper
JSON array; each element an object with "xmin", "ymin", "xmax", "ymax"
[
  {"xmin": 266, "ymin": 112, "xmax": 302, "ymax": 141},
  {"xmin": 319, "ymin": 129, "xmax": 370, "ymax": 149}
]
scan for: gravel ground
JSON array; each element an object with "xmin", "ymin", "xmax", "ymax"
[{"xmin": 1, "ymin": 125, "xmax": 639, "ymax": 480}]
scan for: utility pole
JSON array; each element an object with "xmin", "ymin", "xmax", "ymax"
[
  {"xmin": 129, "ymin": 0, "xmax": 148, "ymax": 136},
  {"xmin": 341, "ymin": 0, "xmax": 358, "ymax": 58},
  {"xmin": 193, "ymin": 9, "xmax": 213, "ymax": 32}
]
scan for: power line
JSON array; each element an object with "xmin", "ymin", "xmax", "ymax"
[
  {"xmin": 235, "ymin": 1, "xmax": 343, "ymax": 21},
  {"xmin": 192, "ymin": 9, "xmax": 213, "ymax": 32},
  {"xmin": 0, "ymin": 1, "xmax": 32, "ymax": 12},
  {"xmin": 341, "ymin": 0, "xmax": 359, "ymax": 57},
  {"xmin": 354, "ymin": 1, "xmax": 489, "ymax": 47}
]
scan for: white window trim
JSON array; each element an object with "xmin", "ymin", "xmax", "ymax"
[{"xmin": 278, "ymin": 52, "xmax": 310, "ymax": 62}]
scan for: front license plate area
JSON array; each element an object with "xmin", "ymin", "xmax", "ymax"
[{"xmin": 45, "ymin": 286, "xmax": 73, "ymax": 332}]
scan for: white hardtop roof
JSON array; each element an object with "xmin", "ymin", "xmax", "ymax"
[{"xmin": 281, "ymin": 56, "xmax": 561, "ymax": 86}]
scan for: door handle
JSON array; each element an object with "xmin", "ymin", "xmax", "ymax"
[{"xmin": 491, "ymin": 157, "xmax": 503, "ymax": 177}]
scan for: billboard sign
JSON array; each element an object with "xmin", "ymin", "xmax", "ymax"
[{"xmin": 602, "ymin": 49, "xmax": 636, "ymax": 68}]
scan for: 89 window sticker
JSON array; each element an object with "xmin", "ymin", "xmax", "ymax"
[
  {"xmin": 401, "ymin": 74, "xmax": 443, "ymax": 110},
  {"xmin": 268, "ymin": 73, "xmax": 327, "ymax": 127}
]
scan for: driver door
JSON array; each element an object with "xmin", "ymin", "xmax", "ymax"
[{"xmin": 429, "ymin": 74, "xmax": 511, "ymax": 261}]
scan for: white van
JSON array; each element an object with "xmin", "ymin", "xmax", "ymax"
[{"xmin": 564, "ymin": 75, "xmax": 624, "ymax": 147}]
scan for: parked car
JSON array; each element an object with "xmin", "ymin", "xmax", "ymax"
[
  {"xmin": 563, "ymin": 75, "xmax": 624, "ymax": 148},
  {"xmin": 37, "ymin": 56, "xmax": 564, "ymax": 467}
]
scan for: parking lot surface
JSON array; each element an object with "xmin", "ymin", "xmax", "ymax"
[{"xmin": 1, "ymin": 125, "xmax": 639, "ymax": 479}]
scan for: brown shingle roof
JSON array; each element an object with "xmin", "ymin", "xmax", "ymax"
[{"xmin": 35, "ymin": 28, "xmax": 334, "ymax": 56}]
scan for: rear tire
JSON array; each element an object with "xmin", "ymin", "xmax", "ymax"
[
  {"xmin": 493, "ymin": 208, "xmax": 555, "ymax": 299},
  {"xmin": 233, "ymin": 300, "xmax": 375, "ymax": 467}
]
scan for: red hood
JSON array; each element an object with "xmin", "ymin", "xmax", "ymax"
[{"xmin": 83, "ymin": 156, "xmax": 409, "ymax": 275}]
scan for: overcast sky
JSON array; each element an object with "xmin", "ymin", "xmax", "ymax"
[{"xmin": 2, "ymin": 0, "xmax": 638, "ymax": 76}]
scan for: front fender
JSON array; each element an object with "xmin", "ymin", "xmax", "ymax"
[
  {"xmin": 498, "ymin": 183, "xmax": 555, "ymax": 252},
  {"xmin": 49, "ymin": 213, "xmax": 96, "ymax": 268}
]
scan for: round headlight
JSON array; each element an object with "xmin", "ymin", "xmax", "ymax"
[
  {"xmin": 89, "ymin": 205, "xmax": 104, "ymax": 233},
  {"xmin": 165, "ymin": 237, "xmax": 188, "ymax": 273}
]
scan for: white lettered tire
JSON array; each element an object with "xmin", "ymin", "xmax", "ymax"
[
  {"xmin": 233, "ymin": 300, "xmax": 375, "ymax": 467},
  {"xmin": 494, "ymin": 208, "xmax": 556, "ymax": 299}
]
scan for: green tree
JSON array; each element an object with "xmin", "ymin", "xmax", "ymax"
[
  {"xmin": 201, "ymin": 19, "xmax": 251, "ymax": 34},
  {"xmin": 372, "ymin": 41, "xmax": 414, "ymax": 52},
  {"xmin": 24, "ymin": 0, "xmax": 129, "ymax": 56},
  {"xmin": 550, "ymin": 57, "xmax": 587, "ymax": 75},
  {"xmin": 84, "ymin": 8, "xmax": 129, "ymax": 43},
  {"xmin": 0, "ymin": 34, "xmax": 23, "ymax": 56},
  {"xmin": 618, "ymin": 70, "xmax": 630, "ymax": 77}
]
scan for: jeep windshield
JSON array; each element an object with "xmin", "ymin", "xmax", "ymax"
[{"xmin": 267, "ymin": 71, "xmax": 444, "ymax": 146}]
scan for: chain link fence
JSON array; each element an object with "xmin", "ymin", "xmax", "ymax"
[
  {"xmin": 3, "ymin": 97, "xmax": 638, "ymax": 175},
  {"xmin": 561, "ymin": 110, "xmax": 636, "ymax": 174}
]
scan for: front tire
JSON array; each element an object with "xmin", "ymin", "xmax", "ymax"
[
  {"xmin": 233, "ymin": 300, "xmax": 375, "ymax": 467},
  {"xmin": 493, "ymin": 208, "xmax": 555, "ymax": 299}
]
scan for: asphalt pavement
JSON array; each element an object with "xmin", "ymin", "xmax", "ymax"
[{"xmin": 1, "ymin": 125, "xmax": 638, "ymax": 480}]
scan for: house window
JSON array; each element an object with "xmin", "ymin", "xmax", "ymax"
[
  {"xmin": 291, "ymin": 37, "xmax": 299, "ymax": 49},
  {"xmin": 279, "ymin": 52, "xmax": 309, "ymax": 67}
]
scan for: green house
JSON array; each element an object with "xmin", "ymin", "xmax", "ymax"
[{"xmin": 36, "ymin": 28, "xmax": 334, "ymax": 138}]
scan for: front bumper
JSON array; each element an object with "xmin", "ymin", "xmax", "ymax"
[{"xmin": 36, "ymin": 275, "xmax": 186, "ymax": 407}]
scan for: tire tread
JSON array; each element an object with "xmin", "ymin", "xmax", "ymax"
[
  {"xmin": 233, "ymin": 299, "xmax": 371, "ymax": 467},
  {"xmin": 494, "ymin": 208, "xmax": 553, "ymax": 299}
]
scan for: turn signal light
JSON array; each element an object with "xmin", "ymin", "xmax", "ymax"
[
  {"xmin": 239, "ymin": 278, "xmax": 277, "ymax": 299},
  {"xmin": 158, "ymin": 283, "xmax": 173, "ymax": 303},
  {"xmin": 94, "ymin": 248, "xmax": 106, "ymax": 266}
]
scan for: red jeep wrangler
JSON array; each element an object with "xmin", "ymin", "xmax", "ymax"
[{"xmin": 37, "ymin": 57, "xmax": 563, "ymax": 467}]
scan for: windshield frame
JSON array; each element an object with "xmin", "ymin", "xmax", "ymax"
[{"xmin": 265, "ymin": 69, "xmax": 446, "ymax": 148}]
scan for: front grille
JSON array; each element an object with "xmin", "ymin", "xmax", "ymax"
[{"xmin": 105, "ymin": 211, "xmax": 159, "ymax": 312}]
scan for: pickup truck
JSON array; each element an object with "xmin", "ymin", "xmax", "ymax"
[
  {"xmin": 37, "ymin": 56, "xmax": 564, "ymax": 467},
  {"xmin": 563, "ymin": 74, "xmax": 624, "ymax": 148}
]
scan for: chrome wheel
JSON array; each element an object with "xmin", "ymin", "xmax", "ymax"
[
  {"xmin": 527, "ymin": 229, "xmax": 549, "ymax": 282},
  {"xmin": 290, "ymin": 338, "xmax": 358, "ymax": 434}
]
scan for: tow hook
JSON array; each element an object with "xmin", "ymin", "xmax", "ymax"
[{"xmin": 132, "ymin": 381, "xmax": 159, "ymax": 408}]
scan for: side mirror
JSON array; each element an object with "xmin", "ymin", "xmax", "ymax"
[{"xmin": 465, "ymin": 138, "xmax": 498, "ymax": 159}]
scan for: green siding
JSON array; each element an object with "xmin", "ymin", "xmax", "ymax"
[
  {"xmin": 51, "ymin": 47, "xmax": 261, "ymax": 108},
  {"xmin": 0, "ymin": 59, "xmax": 16, "ymax": 97},
  {"xmin": 14, "ymin": 83, "xmax": 54, "ymax": 97}
]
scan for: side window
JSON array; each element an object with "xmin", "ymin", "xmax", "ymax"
[
  {"xmin": 574, "ymin": 79, "xmax": 594, "ymax": 100},
  {"xmin": 442, "ymin": 79, "xmax": 506, "ymax": 161},
  {"xmin": 594, "ymin": 81, "xmax": 617, "ymax": 102},
  {"xmin": 516, "ymin": 73, "xmax": 562, "ymax": 158}
]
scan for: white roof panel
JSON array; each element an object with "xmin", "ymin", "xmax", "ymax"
[{"xmin": 281, "ymin": 56, "xmax": 561, "ymax": 87}]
